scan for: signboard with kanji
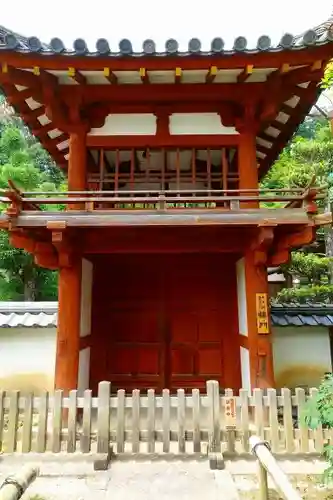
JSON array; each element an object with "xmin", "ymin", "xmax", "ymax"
[
  {"xmin": 256, "ymin": 293, "xmax": 269, "ymax": 334},
  {"xmin": 224, "ymin": 397, "xmax": 236, "ymax": 427}
]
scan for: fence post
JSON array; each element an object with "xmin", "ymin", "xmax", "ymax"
[
  {"xmin": 94, "ymin": 381, "xmax": 112, "ymax": 471},
  {"xmin": 250, "ymin": 436, "xmax": 302, "ymax": 500},
  {"xmin": 0, "ymin": 466, "xmax": 39, "ymax": 500},
  {"xmin": 207, "ymin": 380, "xmax": 224, "ymax": 470}
]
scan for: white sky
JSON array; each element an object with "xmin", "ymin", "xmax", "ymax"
[{"xmin": 1, "ymin": 0, "xmax": 333, "ymax": 52}]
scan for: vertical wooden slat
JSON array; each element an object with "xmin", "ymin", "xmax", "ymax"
[
  {"xmin": 130, "ymin": 148, "xmax": 135, "ymax": 191},
  {"xmin": 115, "ymin": 149, "xmax": 120, "ymax": 192},
  {"xmin": 161, "ymin": 148, "xmax": 166, "ymax": 192},
  {"xmin": 0, "ymin": 391, "xmax": 5, "ymax": 452},
  {"xmin": 207, "ymin": 380, "xmax": 221, "ymax": 452},
  {"xmin": 21, "ymin": 393, "xmax": 33, "ymax": 453},
  {"xmin": 97, "ymin": 381, "xmax": 111, "ymax": 454},
  {"xmin": 222, "ymin": 148, "xmax": 228, "ymax": 193},
  {"xmin": 145, "ymin": 147, "xmax": 150, "ymax": 185},
  {"xmin": 52, "ymin": 390, "xmax": 63, "ymax": 453},
  {"xmin": 147, "ymin": 389, "xmax": 155, "ymax": 454},
  {"xmin": 207, "ymin": 148, "xmax": 212, "ymax": 194},
  {"xmin": 116, "ymin": 389, "xmax": 125, "ymax": 453},
  {"xmin": 6, "ymin": 391, "xmax": 19, "ymax": 453},
  {"xmin": 162, "ymin": 389, "xmax": 170, "ymax": 453},
  {"xmin": 191, "ymin": 148, "xmax": 196, "ymax": 187},
  {"xmin": 253, "ymin": 388, "xmax": 264, "ymax": 439},
  {"xmin": 176, "ymin": 148, "xmax": 181, "ymax": 196},
  {"xmin": 282, "ymin": 388, "xmax": 294, "ymax": 453},
  {"xmin": 295, "ymin": 388, "xmax": 309, "ymax": 453},
  {"xmin": 132, "ymin": 389, "xmax": 140, "ymax": 453},
  {"xmin": 67, "ymin": 390, "xmax": 77, "ymax": 453},
  {"xmin": 310, "ymin": 387, "xmax": 324, "ymax": 453},
  {"xmin": 267, "ymin": 388, "xmax": 279, "ymax": 453},
  {"xmin": 239, "ymin": 389, "xmax": 250, "ymax": 453},
  {"xmin": 192, "ymin": 388, "xmax": 201, "ymax": 453},
  {"xmin": 99, "ymin": 149, "xmax": 105, "ymax": 192},
  {"xmin": 36, "ymin": 391, "xmax": 48, "ymax": 453},
  {"xmin": 177, "ymin": 389, "xmax": 186, "ymax": 453},
  {"xmin": 81, "ymin": 389, "xmax": 92, "ymax": 453},
  {"xmin": 225, "ymin": 388, "xmax": 236, "ymax": 453}
]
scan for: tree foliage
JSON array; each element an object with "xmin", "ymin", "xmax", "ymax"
[
  {"xmin": 0, "ymin": 99, "xmax": 64, "ymax": 301},
  {"xmin": 265, "ymin": 117, "xmax": 333, "ymax": 303}
]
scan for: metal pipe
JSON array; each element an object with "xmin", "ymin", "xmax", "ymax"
[
  {"xmin": 250, "ymin": 436, "xmax": 301, "ymax": 500},
  {"xmin": 0, "ymin": 466, "xmax": 39, "ymax": 500}
]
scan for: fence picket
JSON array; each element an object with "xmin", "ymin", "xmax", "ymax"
[
  {"xmin": 267, "ymin": 389, "xmax": 279, "ymax": 453},
  {"xmin": 207, "ymin": 380, "xmax": 221, "ymax": 452},
  {"xmin": 97, "ymin": 381, "xmax": 111, "ymax": 454},
  {"xmin": 177, "ymin": 389, "xmax": 186, "ymax": 453},
  {"xmin": 295, "ymin": 388, "xmax": 309, "ymax": 453},
  {"xmin": 147, "ymin": 389, "xmax": 155, "ymax": 454},
  {"xmin": 52, "ymin": 390, "xmax": 63, "ymax": 453},
  {"xmin": 162, "ymin": 389, "xmax": 170, "ymax": 453},
  {"xmin": 239, "ymin": 389, "xmax": 250, "ymax": 453},
  {"xmin": 253, "ymin": 389, "xmax": 264, "ymax": 439},
  {"xmin": 6, "ymin": 391, "xmax": 19, "ymax": 453},
  {"xmin": 0, "ymin": 391, "xmax": 4, "ymax": 452},
  {"xmin": 67, "ymin": 390, "xmax": 77, "ymax": 453},
  {"xmin": 192, "ymin": 389, "xmax": 201, "ymax": 453},
  {"xmin": 81, "ymin": 389, "xmax": 92, "ymax": 453},
  {"xmin": 21, "ymin": 393, "xmax": 33, "ymax": 453},
  {"xmin": 36, "ymin": 392, "xmax": 48, "ymax": 453},
  {"xmin": 309, "ymin": 388, "xmax": 324, "ymax": 453},
  {"xmin": 282, "ymin": 388, "xmax": 294, "ymax": 453},
  {"xmin": 0, "ymin": 383, "xmax": 327, "ymax": 457},
  {"xmin": 132, "ymin": 389, "xmax": 140, "ymax": 453},
  {"xmin": 116, "ymin": 389, "xmax": 125, "ymax": 453}
]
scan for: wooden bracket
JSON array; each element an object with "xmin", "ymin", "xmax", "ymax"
[
  {"xmin": 251, "ymin": 226, "xmax": 276, "ymax": 266},
  {"xmin": 268, "ymin": 225, "xmax": 316, "ymax": 266}
]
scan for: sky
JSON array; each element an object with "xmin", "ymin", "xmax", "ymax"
[{"xmin": 1, "ymin": 0, "xmax": 333, "ymax": 52}]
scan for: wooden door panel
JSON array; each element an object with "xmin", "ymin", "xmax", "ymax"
[
  {"xmin": 171, "ymin": 348, "xmax": 195, "ymax": 375},
  {"xmin": 198, "ymin": 348, "xmax": 222, "ymax": 375},
  {"xmin": 109, "ymin": 309, "xmax": 159, "ymax": 342}
]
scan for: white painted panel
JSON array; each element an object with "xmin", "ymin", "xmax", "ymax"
[
  {"xmin": 37, "ymin": 114, "xmax": 51, "ymax": 126},
  {"xmin": 273, "ymin": 326, "xmax": 331, "ymax": 388},
  {"xmin": 240, "ymin": 347, "xmax": 251, "ymax": 390},
  {"xmin": 89, "ymin": 114, "xmax": 157, "ymax": 136},
  {"xmin": 78, "ymin": 347, "xmax": 90, "ymax": 393},
  {"xmin": 0, "ymin": 327, "xmax": 56, "ymax": 393},
  {"xmin": 80, "ymin": 258, "xmax": 93, "ymax": 338},
  {"xmin": 25, "ymin": 98, "xmax": 42, "ymax": 110},
  {"xmin": 169, "ymin": 113, "xmax": 238, "ymax": 135},
  {"xmin": 265, "ymin": 126, "xmax": 280, "ymax": 138},
  {"xmin": 236, "ymin": 258, "xmax": 248, "ymax": 336},
  {"xmin": 48, "ymin": 129, "xmax": 63, "ymax": 139}
]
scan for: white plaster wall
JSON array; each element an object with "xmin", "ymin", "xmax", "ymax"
[
  {"xmin": 240, "ymin": 347, "xmax": 251, "ymax": 390},
  {"xmin": 236, "ymin": 258, "xmax": 248, "ymax": 336},
  {"xmin": 80, "ymin": 258, "xmax": 93, "ymax": 338},
  {"xmin": 0, "ymin": 327, "xmax": 56, "ymax": 393},
  {"xmin": 273, "ymin": 326, "xmax": 331, "ymax": 388},
  {"xmin": 89, "ymin": 112, "xmax": 239, "ymax": 136},
  {"xmin": 78, "ymin": 347, "xmax": 91, "ymax": 394}
]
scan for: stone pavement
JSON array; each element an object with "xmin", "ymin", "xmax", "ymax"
[
  {"xmin": 0, "ymin": 456, "xmax": 328, "ymax": 500},
  {"xmin": 0, "ymin": 459, "xmax": 240, "ymax": 500}
]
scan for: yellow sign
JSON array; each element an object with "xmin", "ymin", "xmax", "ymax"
[{"xmin": 256, "ymin": 293, "xmax": 269, "ymax": 334}]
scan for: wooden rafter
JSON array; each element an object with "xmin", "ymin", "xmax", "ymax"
[
  {"xmin": 68, "ymin": 67, "xmax": 86, "ymax": 85},
  {"xmin": 237, "ymin": 64, "xmax": 253, "ymax": 83},
  {"xmin": 103, "ymin": 67, "xmax": 117, "ymax": 84},
  {"xmin": 139, "ymin": 67, "xmax": 149, "ymax": 84},
  {"xmin": 205, "ymin": 66, "xmax": 218, "ymax": 83}
]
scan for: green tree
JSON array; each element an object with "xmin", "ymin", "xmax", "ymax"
[{"xmin": 0, "ymin": 101, "xmax": 64, "ymax": 300}]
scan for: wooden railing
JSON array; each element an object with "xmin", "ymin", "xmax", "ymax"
[
  {"xmin": 0, "ymin": 185, "xmax": 326, "ymax": 213},
  {"xmin": 250, "ymin": 436, "xmax": 302, "ymax": 500},
  {"xmin": 0, "ymin": 381, "xmax": 328, "ymax": 458}
]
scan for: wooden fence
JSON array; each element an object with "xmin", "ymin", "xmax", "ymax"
[{"xmin": 0, "ymin": 381, "xmax": 329, "ymax": 457}]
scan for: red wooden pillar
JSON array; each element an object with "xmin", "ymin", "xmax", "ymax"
[
  {"xmin": 238, "ymin": 130, "xmax": 259, "ymax": 208},
  {"xmin": 55, "ymin": 129, "xmax": 87, "ymax": 391},
  {"xmin": 238, "ymin": 252, "xmax": 275, "ymax": 389},
  {"xmin": 55, "ymin": 262, "xmax": 82, "ymax": 392}
]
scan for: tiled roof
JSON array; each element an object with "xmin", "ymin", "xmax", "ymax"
[
  {"xmin": 271, "ymin": 303, "xmax": 333, "ymax": 327},
  {"xmin": 0, "ymin": 20, "xmax": 332, "ymax": 56},
  {"xmin": 0, "ymin": 302, "xmax": 332, "ymax": 328}
]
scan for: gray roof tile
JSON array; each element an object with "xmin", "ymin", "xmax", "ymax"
[{"xmin": 0, "ymin": 18, "xmax": 332, "ymax": 57}]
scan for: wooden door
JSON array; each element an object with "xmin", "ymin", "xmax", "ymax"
[{"xmin": 165, "ymin": 254, "xmax": 225, "ymax": 391}]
